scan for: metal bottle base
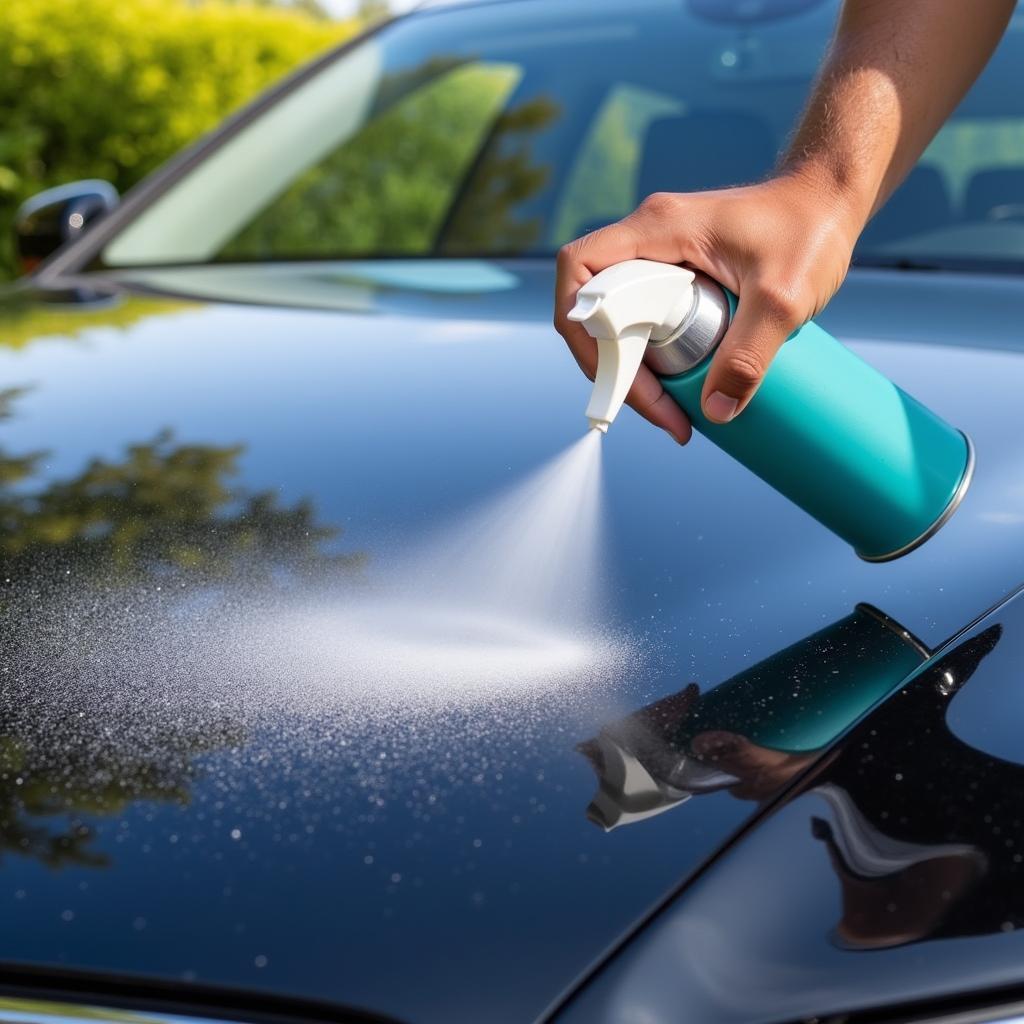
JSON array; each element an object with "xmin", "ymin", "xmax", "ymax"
[{"xmin": 857, "ymin": 432, "xmax": 975, "ymax": 563}]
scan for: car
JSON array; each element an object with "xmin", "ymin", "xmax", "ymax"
[{"xmin": 4, "ymin": 0, "xmax": 1024, "ymax": 1021}]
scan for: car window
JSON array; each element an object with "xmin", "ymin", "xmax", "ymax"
[
  {"xmin": 551, "ymin": 84, "xmax": 683, "ymax": 244},
  {"xmin": 98, "ymin": 0, "xmax": 825, "ymax": 266},
  {"xmin": 96, "ymin": 0, "xmax": 1024, "ymax": 273},
  {"xmin": 926, "ymin": 118, "xmax": 1024, "ymax": 209},
  {"xmin": 219, "ymin": 62, "xmax": 521, "ymax": 260}
]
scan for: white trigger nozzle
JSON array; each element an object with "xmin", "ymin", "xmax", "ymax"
[{"xmin": 569, "ymin": 260, "xmax": 695, "ymax": 432}]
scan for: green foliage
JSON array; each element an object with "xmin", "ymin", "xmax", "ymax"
[
  {"xmin": 923, "ymin": 117, "xmax": 1024, "ymax": 203},
  {"xmin": 355, "ymin": 0, "xmax": 391, "ymax": 24},
  {"xmin": 0, "ymin": 0, "xmax": 358, "ymax": 279},
  {"xmin": 221, "ymin": 60, "xmax": 523, "ymax": 258},
  {"xmin": 0, "ymin": 723, "xmax": 231, "ymax": 868},
  {"xmin": 0, "ymin": 389, "xmax": 361, "ymax": 586},
  {"xmin": 0, "ymin": 385, "xmax": 363, "ymax": 867},
  {"xmin": 442, "ymin": 94, "xmax": 560, "ymax": 254},
  {"xmin": 220, "ymin": 57, "xmax": 564, "ymax": 260},
  {"xmin": 0, "ymin": 292, "xmax": 191, "ymax": 349}
]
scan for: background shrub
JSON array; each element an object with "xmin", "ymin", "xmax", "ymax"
[{"xmin": 0, "ymin": 0, "xmax": 358, "ymax": 279}]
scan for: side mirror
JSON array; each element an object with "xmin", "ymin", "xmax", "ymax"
[{"xmin": 15, "ymin": 179, "xmax": 119, "ymax": 274}]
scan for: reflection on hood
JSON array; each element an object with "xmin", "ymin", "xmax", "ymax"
[
  {"xmin": 579, "ymin": 605, "xmax": 929, "ymax": 830},
  {"xmin": 0, "ymin": 386, "xmax": 361, "ymax": 869}
]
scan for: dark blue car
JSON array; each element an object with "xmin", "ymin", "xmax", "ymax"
[{"xmin": 5, "ymin": 1, "xmax": 1024, "ymax": 1021}]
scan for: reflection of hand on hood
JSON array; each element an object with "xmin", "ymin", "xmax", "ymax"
[
  {"xmin": 578, "ymin": 684, "xmax": 740, "ymax": 830},
  {"xmin": 805, "ymin": 623, "xmax": 1005, "ymax": 950},
  {"xmin": 690, "ymin": 731, "xmax": 818, "ymax": 802}
]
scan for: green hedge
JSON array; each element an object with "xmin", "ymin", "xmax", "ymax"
[{"xmin": 0, "ymin": 0, "xmax": 358, "ymax": 279}]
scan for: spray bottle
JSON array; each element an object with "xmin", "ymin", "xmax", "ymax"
[{"xmin": 570, "ymin": 260, "xmax": 973, "ymax": 561}]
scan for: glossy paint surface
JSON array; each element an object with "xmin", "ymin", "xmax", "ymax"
[
  {"xmin": 1, "ymin": 260, "xmax": 1023, "ymax": 1023},
  {"xmin": 555, "ymin": 587, "xmax": 1024, "ymax": 1023}
]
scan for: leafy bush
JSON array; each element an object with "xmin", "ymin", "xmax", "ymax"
[
  {"xmin": 222, "ymin": 61, "xmax": 524, "ymax": 258},
  {"xmin": 220, "ymin": 61, "xmax": 559, "ymax": 260},
  {"xmin": 0, "ymin": 0, "xmax": 358, "ymax": 279}
]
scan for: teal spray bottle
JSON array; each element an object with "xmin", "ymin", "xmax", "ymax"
[{"xmin": 570, "ymin": 260, "xmax": 974, "ymax": 560}]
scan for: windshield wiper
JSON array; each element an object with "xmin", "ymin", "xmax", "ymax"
[
  {"xmin": 853, "ymin": 255, "xmax": 948, "ymax": 271},
  {"xmin": 853, "ymin": 253, "xmax": 1024, "ymax": 275}
]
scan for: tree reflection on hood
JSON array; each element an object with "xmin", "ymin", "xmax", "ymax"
[{"xmin": 0, "ymin": 387, "xmax": 363, "ymax": 869}]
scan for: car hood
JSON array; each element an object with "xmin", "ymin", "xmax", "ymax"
[{"xmin": 1, "ymin": 260, "xmax": 1023, "ymax": 1023}]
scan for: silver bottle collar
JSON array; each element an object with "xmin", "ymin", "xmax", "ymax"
[{"xmin": 643, "ymin": 271, "xmax": 731, "ymax": 378}]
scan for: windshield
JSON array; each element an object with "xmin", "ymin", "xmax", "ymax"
[{"xmin": 98, "ymin": 0, "xmax": 1024, "ymax": 272}]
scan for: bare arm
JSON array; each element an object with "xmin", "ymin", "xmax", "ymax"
[
  {"xmin": 555, "ymin": 0, "xmax": 1015, "ymax": 440},
  {"xmin": 784, "ymin": 0, "xmax": 1014, "ymax": 224}
]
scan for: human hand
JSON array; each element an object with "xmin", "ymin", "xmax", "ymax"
[{"xmin": 554, "ymin": 171, "xmax": 862, "ymax": 440}]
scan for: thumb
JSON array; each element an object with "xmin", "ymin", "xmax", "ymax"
[{"xmin": 700, "ymin": 283, "xmax": 801, "ymax": 423}]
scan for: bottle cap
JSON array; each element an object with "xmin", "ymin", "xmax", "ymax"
[{"xmin": 568, "ymin": 260, "xmax": 695, "ymax": 431}]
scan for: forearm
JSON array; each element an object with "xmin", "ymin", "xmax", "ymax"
[
  {"xmin": 554, "ymin": 0, "xmax": 1015, "ymax": 429},
  {"xmin": 781, "ymin": 0, "xmax": 1014, "ymax": 232}
]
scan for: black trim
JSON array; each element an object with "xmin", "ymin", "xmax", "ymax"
[
  {"xmin": 535, "ymin": 734, "xmax": 845, "ymax": 1021},
  {"xmin": 817, "ymin": 982, "xmax": 1024, "ymax": 1024},
  {"xmin": 853, "ymin": 253, "xmax": 1024, "ymax": 276},
  {"xmin": 0, "ymin": 962, "xmax": 406, "ymax": 1024}
]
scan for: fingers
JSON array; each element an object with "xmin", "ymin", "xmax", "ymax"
[
  {"xmin": 690, "ymin": 730, "xmax": 760, "ymax": 774},
  {"xmin": 700, "ymin": 281, "xmax": 802, "ymax": 423},
  {"xmin": 554, "ymin": 220, "xmax": 644, "ymax": 371},
  {"xmin": 625, "ymin": 365, "xmax": 692, "ymax": 444},
  {"xmin": 564, "ymin": 342, "xmax": 690, "ymax": 443},
  {"xmin": 552, "ymin": 219, "xmax": 638, "ymax": 337},
  {"xmin": 554, "ymin": 216, "xmax": 692, "ymax": 444},
  {"xmin": 690, "ymin": 729, "xmax": 798, "ymax": 777}
]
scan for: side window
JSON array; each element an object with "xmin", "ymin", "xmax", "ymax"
[
  {"xmin": 861, "ymin": 119, "xmax": 1024, "ymax": 251},
  {"xmin": 924, "ymin": 118, "xmax": 1024, "ymax": 222},
  {"xmin": 218, "ymin": 61, "xmax": 521, "ymax": 260},
  {"xmin": 550, "ymin": 84, "xmax": 682, "ymax": 245}
]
